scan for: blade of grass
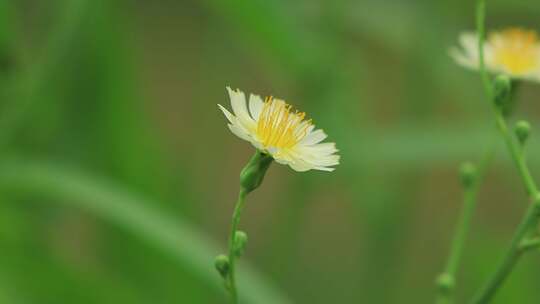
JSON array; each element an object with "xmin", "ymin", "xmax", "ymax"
[
  {"xmin": 0, "ymin": 0, "xmax": 88, "ymax": 147},
  {"xmin": 0, "ymin": 158, "xmax": 291, "ymax": 304}
]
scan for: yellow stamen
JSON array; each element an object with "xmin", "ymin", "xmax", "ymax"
[
  {"xmin": 490, "ymin": 28, "xmax": 540, "ymax": 75},
  {"xmin": 256, "ymin": 97, "xmax": 311, "ymax": 149}
]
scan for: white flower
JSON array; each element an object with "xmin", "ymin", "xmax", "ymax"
[
  {"xmin": 218, "ymin": 87, "xmax": 340, "ymax": 172},
  {"xmin": 450, "ymin": 28, "xmax": 540, "ymax": 82}
]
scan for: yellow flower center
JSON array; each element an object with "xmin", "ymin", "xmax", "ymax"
[
  {"xmin": 256, "ymin": 97, "xmax": 312, "ymax": 149},
  {"xmin": 491, "ymin": 28, "xmax": 540, "ymax": 75}
]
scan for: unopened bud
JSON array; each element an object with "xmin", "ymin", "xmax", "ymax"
[
  {"xmin": 240, "ymin": 151, "xmax": 273, "ymax": 193},
  {"xmin": 459, "ymin": 162, "xmax": 477, "ymax": 188},
  {"xmin": 214, "ymin": 254, "xmax": 230, "ymax": 279},
  {"xmin": 514, "ymin": 120, "xmax": 531, "ymax": 146},
  {"xmin": 492, "ymin": 75, "xmax": 512, "ymax": 111},
  {"xmin": 436, "ymin": 273, "xmax": 455, "ymax": 293},
  {"xmin": 233, "ymin": 231, "xmax": 248, "ymax": 257}
]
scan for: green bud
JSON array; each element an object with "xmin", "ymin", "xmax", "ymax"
[
  {"xmin": 514, "ymin": 120, "xmax": 531, "ymax": 146},
  {"xmin": 240, "ymin": 151, "xmax": 273, "ymax": 193},
  {"xmin": 492, "ymin": 75, "xmax": 512, "ymax": 112},
  {"xmin": 233, "ymin": 231, "xmax": 248, "ymax": 257},
  {"xmin": 214, "ymin": 254, "xmax": 230, "ymax": 279},
  {"xmin": 436, "ymin": 273, "xmax": 455, "ymax": 292},
  {"xmin": 459, "ymin": 162, "xmax": 477, "ymax": 188}
]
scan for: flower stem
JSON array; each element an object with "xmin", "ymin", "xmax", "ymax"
[
  {"xmin": 470, "ymin": 109, "xmax": 540, "ymax": 304},
  {"xmin": 436, "ymin": 143, "xmax": 495, "ymax": 304},
  {"xmin": 436, "ymin": 188, "xmax": 478, "ymax": 304},
  {"xmin": 218, "ymin": 150, "xmax": 272, "ymax": 303},
  {"xmin": 470, "ymin": 198, "xmax": 540, "ymax": 304},
  {"xmin": 493, "ymin": 114, "xmax": 538, "ymax": 196},
  {"xmin": 519, "ymin": 237, "xmax": 540, "ymax": 252},
  {"xmin": 227, "ymin": 188, "xmax": 248, "ymax": 304},
  {"xmin": 468, "ymin": 0, "xmax": 540, "ymax": 303}
]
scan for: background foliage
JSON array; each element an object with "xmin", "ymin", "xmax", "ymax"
[{"xmin": 1, "ymin": 0, "xmax": 540, "ymax": 303}]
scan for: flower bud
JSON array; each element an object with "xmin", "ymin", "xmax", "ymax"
[
  {"xmin": 436, "ymin": 273, "xmax": 455, "ymax": 292},
  {"xmin": 492, "ymin": 75, "xmax": 512, "ymax": 112},
  {"xmin": 233, "ymin": 231, "xmax": 248, "ymax": 257},
  {"xmin": 514, "ymin": 120, "xmax": 531, "ymax": 146},
  {"xmin": 459, "ymin": 162, "xmax": 477, "ymax": 188},
  {"xmin": 214, "ymin": 254, "xmax": 230, "ymax": 279},
  {"xmin": 240, "ymin": 151, "xmax": 273, "ymax": 193}
]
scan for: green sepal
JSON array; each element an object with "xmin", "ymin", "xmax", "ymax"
[{"xmin": 240, "ymin": 150, "xmax": 273, "ymax": 193}]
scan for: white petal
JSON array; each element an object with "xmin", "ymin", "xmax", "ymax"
[
  {"xmin": 226, "ymin": 87, "xmax": 255, "ymax": 128},
  {"xmin": 282, "ymin": 143, "xmax": 339, "ymax": 172},
  {"xmin": 293, "ymin": 121, "xmax": 314, "ymax": 138},
  {"xmin": 451, "ymin": 32, "xmax": 499, "ymax": 73},
  {"xmin": 450, "ymin": 32, "xmax": 481, "ymax": 70},
  {"xmin": 249, "ymin": 94, "xmax": 264, "ymax": 121},
  {"xmin": 294, "ymin": 148, "xmax": 340, "ymax": 166},
  {"xmin": 218, "ymin": 104, "xmax": 235, "ymax": 124},
  {"xmin": 311, "ymin": 155, "xmax": 340, "ymax": 167},
  {"xmin": 449, "ymin": 47, "xmax": 477, "ymax": 70},
  {"xmin": 289, "ymin": 159, "xmax": 314, "ymax": 172},
  {"xmin": 249, "ymin": 139, "xmax": 265, "ymax": 151},
  {"xmin": 300, "ymin": 142, "xmax": 339, "ymax": 156},
  {"xmin": 453, "ymin": 33, "xmax": 477, "ymax": 67},
  {"xmin": 299, "ymin": 129, "xmax": 327, "ymax": 146},
  {"xmin": 459, "ymin": 32, "xmax": 479, "ymax": 57},
  {"xmin": 218, "ymin": 104, "xmax": 253, "ymax": 135},
  {"xmin": 270, "ymin": 149, "xmax": 294, "ymax": 164},
  {"xmin": 273, "ymin": 156, "xmax": 291, "ymax": 166},
  {"xmin": 228, "ymin": 123, "xmax": 252, "ymax": 142},
  {"xmin": 313, "ymin": 166, "xmax": 335, "ymax": 172},
  {"xmin": 288, "ymin": 155, "xmax": 338, "ymax": 172}
]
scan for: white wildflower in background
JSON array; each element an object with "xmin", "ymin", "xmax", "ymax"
[
  {"xmin": 450, "ymin": 28, "xmax": 540, "ymax": 82},
  {"xmin": 219, "ymin": 87, "xmax": 340, "ymax": 172}
]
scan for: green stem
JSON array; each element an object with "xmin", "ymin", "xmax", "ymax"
[
  {"xmin": 469, "ymin": 0, "xmax": 540, "ymax": 303},
  {"xmin": 471, "ymin": 199, "xmax": 540, "ymax": 304},
  {"xmin": 475, "ymin": 0, "xmax": 533, "ymax": 194},
  {"xmin": 493, "ymin": 114, "xmax": 537, "ymax": 195},
  {"xmin": 436, "ymin": 142, "xmax": 495, "ymax": 304},
  {"xmin": 220, "ymin": 150, "xmax": 272, "ymax": 303},
  {"xmin": 519, "ymin": 237, "xmax": 540, "ymax": 252},
  {"xmin": 227, "ymin": 189, "xmax": 248, "ymax": 304},
  {"xmin": 471, "ymin": 113, "xmax": 540, "ymax": 304},
  {"xmin": 436, "ymin": 187, "xmax": 478, "ymax": 304}
]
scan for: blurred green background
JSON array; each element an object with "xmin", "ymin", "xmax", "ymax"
[{"xmin": 1, "ymin": 0, "xmax": 540, "ymax": 303}]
